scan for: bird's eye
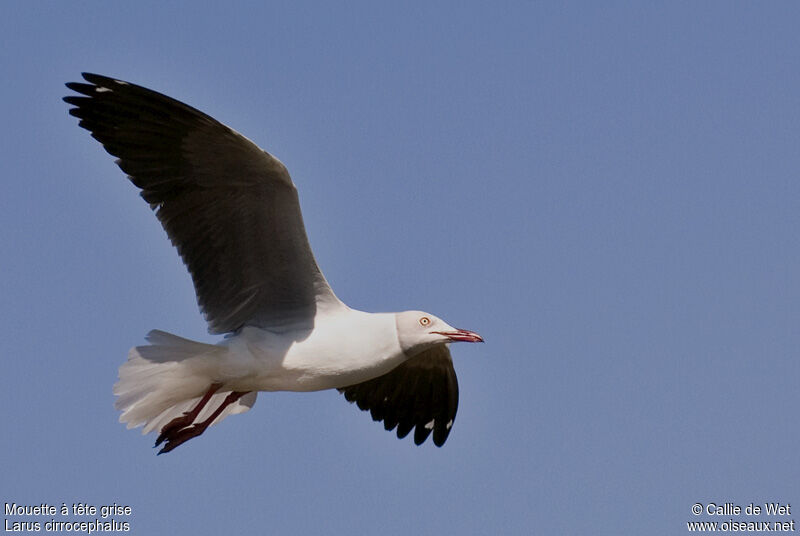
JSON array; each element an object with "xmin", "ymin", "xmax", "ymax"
[{"xmin": 419, "ymin": 316, "xmax": 431, "ymax": 326}]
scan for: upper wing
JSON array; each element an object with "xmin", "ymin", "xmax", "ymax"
[
  {"xmin": 338, "ymin": 345, "xmax": 459, "ymax": 447},
  {"xmin": 64, "ymin": 73, "xmax": 341, "ymax": 333}
]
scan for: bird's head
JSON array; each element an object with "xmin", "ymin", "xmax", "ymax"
[{"xmin": 395, "ymin": 310, "xmax": 483, "ymax": 356}]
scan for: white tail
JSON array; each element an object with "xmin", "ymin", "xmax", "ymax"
[{"xmin": 113, "ymin": 330, "xmax": 257, "ymax": 435}]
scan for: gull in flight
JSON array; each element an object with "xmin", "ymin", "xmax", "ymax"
[{"xmin": 64, "ymin": 73, "xmax": 483, "ymax": 454}]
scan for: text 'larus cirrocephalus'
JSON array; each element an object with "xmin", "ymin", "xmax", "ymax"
[{"xmin": 64, "ymin": 73, "xmax": 483, "ymax": 454}]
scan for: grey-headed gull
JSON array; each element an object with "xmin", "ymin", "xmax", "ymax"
[{"xmin": 64, "ymin": 73, "xmax": 482, "ymax": 454}]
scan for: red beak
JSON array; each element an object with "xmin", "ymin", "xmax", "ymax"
[{"xmin": 432, "ymin": 329, "xmax": 484, "ymax": 343}]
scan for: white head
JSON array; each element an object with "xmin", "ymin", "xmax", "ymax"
[{"xmin": 395, "ymin": 310, "xmax": 483, "ymax": 357}]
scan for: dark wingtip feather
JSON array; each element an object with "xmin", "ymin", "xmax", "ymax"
[
  {"xmin": 64, "ymin": 82, "xmax": 98, "ymax": 96},
  {"xmin": 81, "ymin": 72, "xmax": 117, "ymax": 85},
  {"xmin": 396, "ymin": 420, "xmax": 414, "ymax": 439},
  {"xmin": 432, "ymin": 426, "xmax": 447, "ymax": 446},
  {"xmin": 414, "ymin": 425, "xmax": 433, "ymax": 446},
  {"xmin": 63, "ymin": 96, "xmax": 89, "ymax": 107}
]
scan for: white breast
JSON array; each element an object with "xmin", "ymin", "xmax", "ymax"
[{"xmin": 221, "ymin": 309, "xmax": 407, "ymax": 392}]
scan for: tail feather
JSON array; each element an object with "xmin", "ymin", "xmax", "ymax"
[
  {"xmin": 113, "ymin": 330, "xmax": 257, "ymax": 435},
  {"xmin": 135, "ymin": 329, "xmax": 220, "ymax": 362}
]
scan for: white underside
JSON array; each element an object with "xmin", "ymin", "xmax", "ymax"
[{"xmin": 113, "ymin": 308, "xmax": 407, "ymax": 435}]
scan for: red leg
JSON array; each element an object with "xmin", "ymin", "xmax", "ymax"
[
  {"xmin": 157, "ymin": 390, "xmax": 249, "ymax": 454},
  {"xmin": 155, "ymin": 382, "xmax": 223, "ymax": 448}
]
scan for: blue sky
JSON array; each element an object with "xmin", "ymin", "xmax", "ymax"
[{"xmin": 2, "ymin": 2, "xmax": 799, "ymax": 534}]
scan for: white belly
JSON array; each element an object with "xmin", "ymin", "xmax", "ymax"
[{"xmin": 218, "ymin": 310, "xmax": 407, "ymax": 392}]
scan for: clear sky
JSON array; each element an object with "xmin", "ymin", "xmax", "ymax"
[{"xmin": 2, "ymin": 2, "xmax": 799, "ymax": 534}]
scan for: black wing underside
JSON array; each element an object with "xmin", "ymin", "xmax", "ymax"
[
  {"xmin": 63, "ymin": 73, "xmax": 336, "ymax": 334},
  {"xmin": 338, "ymin": 345, "xmax": 459, "ymax": 447}
]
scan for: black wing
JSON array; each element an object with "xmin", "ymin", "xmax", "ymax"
[
  {"xmin": 338, "ymin": 345, "xmax": 459, "ymax": 447},
  {"xmin": 64, "ymin": 73, "xmax": 340, "ymax": 333}
]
